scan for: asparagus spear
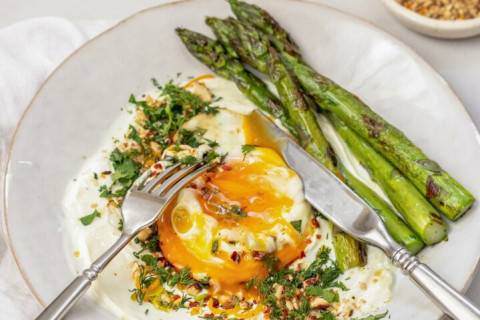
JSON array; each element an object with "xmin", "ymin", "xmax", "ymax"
[
  {"xmin": 228, "ymin": 0, "xmax": 300, "ymax": 56},
  {"xmin": 282, "ymin": 52, "xmax": 474, "ymax": 221},
  {"xmin": 207, "ymin": 17, "xmax": 269, "ymax": 73},
  {"xmin": 329, "ymin": 113, "xmax": 447, "ymax": 244},
  {"xmin": 227, "ymin": 1, "xmax": 474, "ymax": 220},
  {"xmin": 331, "ymin": 223, "xmax": 367, "ymax": 272},
  {"xmin": 177, "ymin": 28, "xmax": 367, "ymax": 269}
]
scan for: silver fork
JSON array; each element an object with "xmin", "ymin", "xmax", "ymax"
[{"xmin": 36, "ymin": 161, "xmax": 212, "ymax": 320}]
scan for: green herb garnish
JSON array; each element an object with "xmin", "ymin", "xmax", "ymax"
[
  {"xmin": 241, "ymin": 144, "xmax": 256, "ymax": 159},
  {"xmin": 79, "ymin": 209, "xmax": 101, "ymax": 226},
  {"xmin": 290, "ymin": 219, "xmax": 302, "ymax": 233},
  {"xmin": 211, "ymin": 239, "xmax": 219, "ymax": 253}
]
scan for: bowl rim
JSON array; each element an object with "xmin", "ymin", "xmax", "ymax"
[{"xmin": 382, "ymin": 0, "xmax": 480, "ymax": 31}]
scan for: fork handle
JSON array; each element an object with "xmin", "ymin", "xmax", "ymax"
[
  {"xmin": 393, "ymin": 248, "xmax": 480, "ymax": 320},
  {"xmin": 36, "ymin": 233, "xmax": 134, "ymax": 320}
]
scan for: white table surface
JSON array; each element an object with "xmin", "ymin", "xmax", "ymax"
[{"xmin": 0, "ymin": 0, "xmax": 478, "ymax": 319}]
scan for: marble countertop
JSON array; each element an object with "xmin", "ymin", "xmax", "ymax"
[{"xmin": 0, "ymin": 0, "xmax": 478, "ymax": 319}]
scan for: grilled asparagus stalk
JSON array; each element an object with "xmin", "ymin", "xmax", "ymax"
[{"xmin": 331, "ymin": 224, "xmax": 367, "ymax": 272}]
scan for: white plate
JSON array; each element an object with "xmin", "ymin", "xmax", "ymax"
[{"xmin": 3, "ymin": 0, "xmax": 480, "ymax": 319}]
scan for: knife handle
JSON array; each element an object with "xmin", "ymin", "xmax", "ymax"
[{"xmin": 392, "ymin": 248, "xmax": 480, "ymax": 320}]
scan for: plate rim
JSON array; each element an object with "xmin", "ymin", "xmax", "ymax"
[{"xmin": 2, "ymin": 0, "xmax": 479, "ymax": 315}]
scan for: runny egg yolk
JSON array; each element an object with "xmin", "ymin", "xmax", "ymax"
[{"xmin": 158, "ymin": 145, "xmax": 313, "ymax": 299}]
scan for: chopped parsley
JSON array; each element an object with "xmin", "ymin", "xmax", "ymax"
[
  {"xmin": 79, "ymin": 209, "xmax": 101, "ymax": 226},
  {"xmin": 211, "ymin": 239, "xmax": 219, "ymax": 253},
  {"xmin": 151, "ymin": 77, "xmax": 160, "ymax": 87},
  {"xmin": 228, "ymin": 205, "xmax": 247, "ymax": 217},
  {"xmin": 177, "ymin": 128, "xmax": 206, "ymax": 148},
  {"xmin": 241, "ymin": 144, "xmax": 256, "ymax": 159},
  {"xmin": 181, "ymin": 155, "xmax": 198, "ymax": 165},
  {"xmin": 127, "ymin": 125, "xmax": 142, "ymax": 144},
  {"xmin": 205, "ymin": 138, "xmax": 219, "ymax": 148},
  {"xmin": 305, "ymin": 286, "xmax": 340, "ymax": 303},
  {"xmin": 290, "ymin": 219, "xmax": 302, "ymax": 233},
  {"xmin": 261, "ymin": 253, "xmax": 280, "ymax": 273},
  {"xmin": 117, "ymin": 218, "xmax": 124, "ymax": 231}
]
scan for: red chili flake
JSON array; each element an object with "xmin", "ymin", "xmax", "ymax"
[
  {"xmin": 311, "ymin": 217, "xmax": 320, "ymax": 228},
  {"xmin": 316, "ymin": 234, "xmax": 322, "ymax": 239},
  {"xmin": 188, "ymin": 301, "xmax": 200, "ymax": 307},
  {"xmin": 173, "ymin": 294, "xmax": 181, "ymax": 300},
  {"xmin": 190, "ymin": 183, "xmax": 197, "ymax": 189},
  {"xmin": 303, "ymin": 278, "xmax": 318, "ymax": 286},
  {"xmin": 251, "ymin": 250, "xmax": 264, "ymax": 261},
  {"xmin": 193, "ymin": 283, "xmax": 202, "ymax": 291},
  {"xmin": 231, "ymin": 251, "xmax": 241, "ymax": 263},
  {"xmin": 204, "ymin": 313, "xmax": 214, "ymax": 317},
  {"xmin": 300, "ymin": 251, "xmax": 306, "ymax": 258},
  {"xmin": 212, "ymin": 297, "xmax": 220, "ymax": 308},
  {"xmin": 306, "ymin": 238, "xmax": 312, "ymax": 245},
  {"xmin": 204, "ymin": 295, "xmax": 211, "ymax": 302},
  {"xmin": 221, "ymin": 164, "xmax": 232, "ymax": 171},
  {"xmin": 154, "ymin": 163, "xmax": 162, "ymax": 169}
]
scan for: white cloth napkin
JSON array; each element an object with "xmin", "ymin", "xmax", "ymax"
[{"xmin": 0, "ymin": 17, "xmax": 115, "ymax": 319}]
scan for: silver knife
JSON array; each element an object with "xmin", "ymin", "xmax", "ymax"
[{"xmin": 248, "ymin": 109, "xmax": 480, "ymax": 320}]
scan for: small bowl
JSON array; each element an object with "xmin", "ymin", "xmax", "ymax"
[{"xmin": 382, "ymin": 0, "xmax": 480, "ymax": 39}]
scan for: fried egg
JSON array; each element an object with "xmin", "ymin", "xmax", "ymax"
[{"xmin": 158, "ymin": 130, "xmax": 314, "ymax": 297}]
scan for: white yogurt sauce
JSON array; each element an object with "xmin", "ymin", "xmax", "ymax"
[{"xmin": 62, "ymin": 77, "xmax": 396, "ymax": 319}]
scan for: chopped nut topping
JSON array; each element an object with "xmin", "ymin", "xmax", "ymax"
[
  {"xmin": 137, "ymin": 227, "xmax": 153, "ymax": 242},
  {"xmin": 309, "ymin": 296, "xmax": 330, "ymax": 309},
  {"xmin": 186, "ymin": 283, "xmax": 202, "ymax": 296}
]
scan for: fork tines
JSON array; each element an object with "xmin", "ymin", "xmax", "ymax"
[{"xmin": 136, "ymin": 162, "xmax": 210, "ymax": 199}]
